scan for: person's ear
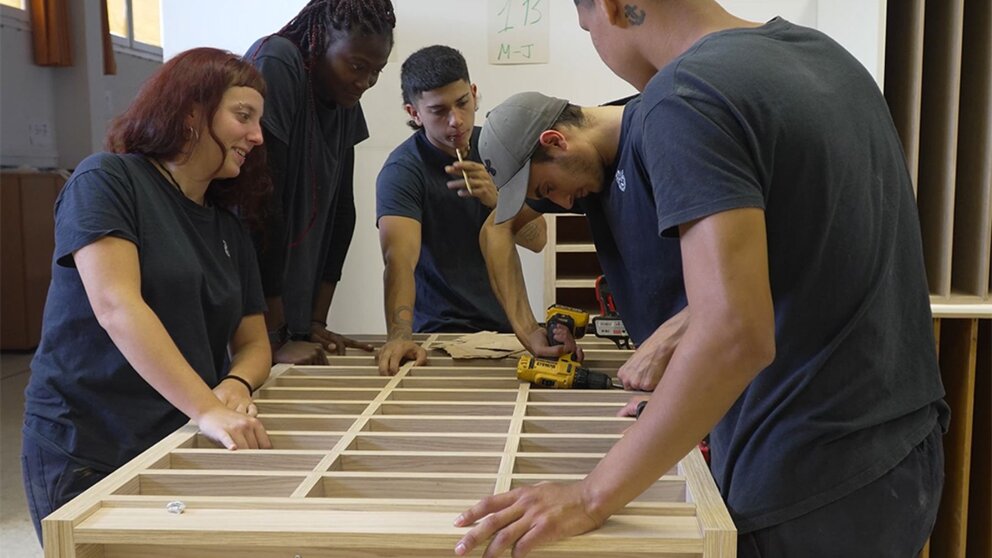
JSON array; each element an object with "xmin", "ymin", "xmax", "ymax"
[
  {"xmin": 538, "ymin": 130, "xmax": 568, "ymax": 153},
  {"xmin": 403, "ymin": 103, "xmax": 422, "ymax": 127},
  {"xmin": 187, "ymin": 104, "xmax": 208, "ymax": 130},
  {"xmin": 599, "ymin": 0, "xmax": 627, "ymax": 28},
  {"xmin": 470, "ymin": 83, "xmax": 479, "ymax": 110}
]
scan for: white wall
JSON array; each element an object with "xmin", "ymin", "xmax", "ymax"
[
  {"xmin": 0, "ymin": 4, "xmax": 160, "ymax": 169},
  {"xmin": 162, "ymin": 0, "xmax": 886, "ymax": 335},
  {"xmin": 1, "ymin": 9, "xmax": 58, "ymax": 168}
]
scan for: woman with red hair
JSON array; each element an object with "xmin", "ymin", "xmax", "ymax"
[{"xmin": 22, "ymin": 47, "xmax": 273, "ymax": 543}]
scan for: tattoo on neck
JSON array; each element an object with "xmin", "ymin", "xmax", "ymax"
[
  {"xmin": 388, "ymin": 305, "xmax": 415, "ymax": 340},
  {"xmin": 624, "ymin": 4, "xmax": 646, "ymax": 25}
]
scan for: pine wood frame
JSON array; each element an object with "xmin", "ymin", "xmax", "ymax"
[{"xmin": 42, "ymin": 334, "xmax": 736, "ymax": 558}]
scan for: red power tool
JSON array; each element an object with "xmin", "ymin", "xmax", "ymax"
[{"xmin": 593, "ymin": 275, "xmax": 631, "ymax": 349}]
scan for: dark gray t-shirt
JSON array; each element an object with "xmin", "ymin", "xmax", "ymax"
[
  {"xmin": 376, "ymin": 127, "xmax": 511, "ymax": 332},
  {"xmin": 527, "ymin": 98, "xmax": 686, "ymax": 344},
  {"xmin": 25, "ymin": 153, "xmax": 265, "ymax": 471},
  {"xmin": 640, "ymin": 18, "xmax": 948, "ymax": 532},
  {"xmin": 245, "ymin": 35, "xmax": 369, "ymax": 334}
]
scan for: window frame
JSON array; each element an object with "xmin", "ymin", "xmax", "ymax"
[
  {"xmin": 0, "ymin": 1, "xmax": 30, "ymax": 32},
  {"xmin": 110, "ymin": 0, "xmax": 163, "ymax": 62}
]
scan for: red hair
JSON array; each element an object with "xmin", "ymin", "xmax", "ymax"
[{"xmin": 105, "ymin": 47, "xmax": 271, "ymax": 228}]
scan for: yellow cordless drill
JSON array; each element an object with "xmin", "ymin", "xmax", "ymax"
[
  {"xmin": 516, "ymin": 304, "xmax": 620, "ymax": 389},
  {"xmin": 516, "ymin": 352, "xmax": 619, "ymax": 389}
]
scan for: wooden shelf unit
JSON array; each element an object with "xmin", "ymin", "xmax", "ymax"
[
  {"xmin": 42, "ymin": 334, "xmax": 735, "ymax": 558},
  {"xmin": 544, "ymin": 213, "xmax": 602, "ymax": 316}
]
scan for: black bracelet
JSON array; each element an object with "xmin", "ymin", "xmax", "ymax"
[
  {"xmin": 220, "ymin": 374, "xmax": 254, "ymax": 395},
  {"xmin": 311, "ymin": 319, "xmax": 327, "ymax": 328}
]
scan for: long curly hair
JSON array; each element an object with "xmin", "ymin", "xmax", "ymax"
[{"xmin": 105, "ymin": 47, "xmax": 272, "ymax": 229}]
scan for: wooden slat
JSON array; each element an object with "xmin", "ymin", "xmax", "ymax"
[
  {"xmin": 951, "ymin": 0, "xmax": 992, "ymax": 299},
  {"xmin": 931, "ymin": 318, "xmax": 978, "ymax": 558},
  {"xmin": 556, "ymin": 243, "xmax": 597, "ymax": 253},
  {"xmin": 930, "ymin": 299, "xmax": 992, "ymax": 318},
  {"xmin": 682, "ymin": 449, "xmax": 737, "ymax": 558},
  {"xmin": 556, "ymin": 278, "xmax": 597, "ymax": 289},
  {"xmin": 73, "ymin": 508, "xmax": 708, "ymax": 556},
  {"xmin": 917, "ymin": 0, "xmax": 966, "ymax": 296},
  {"xmin": 883, "ymin": 0, "xmax": 926, "ymax": 191}
]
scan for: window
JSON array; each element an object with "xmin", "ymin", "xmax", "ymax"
[
  {"xmin": 0, "ymin": 0, "xmax": 28, "ymax": 32},
  {"xmin": 107, "ymin": 0, "xmax": 161, "ymax": 56}
]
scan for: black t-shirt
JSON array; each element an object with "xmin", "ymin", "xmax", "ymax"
[
  {"xmin": 25, "ymin": 153, "xmax": 265, "ymax": 471},
  {"xmin": 376, "ymin": 127, "xmax": 511, "ymax": 333},
  {"xmin": 528, "ymin": 98, "xmax": 686, "ymax": 344},
  {"xmin": 245, "ymin": 35, "xmax": 369, "ymax": 334},
  {"xmin": 640, "ymin": 18, "xmax": 948, "ymax": 532}
]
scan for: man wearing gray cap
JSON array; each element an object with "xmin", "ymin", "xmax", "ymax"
[
  {"xmin": 455, "ymin": 1, "xmax": 947, "ymax": 557},
  {"xmin": 475, "ymin": 91, "xmax": 686, "ymax": 389}
]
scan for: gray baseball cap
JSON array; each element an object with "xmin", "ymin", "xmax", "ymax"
[{"xmin": 479, "ymin": 92, "xmax": 569, "ymax": 224}]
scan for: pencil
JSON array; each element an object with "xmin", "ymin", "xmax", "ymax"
[{"xmin": 454, "ymin": 148, "xmax": 473, "ymax": 195}]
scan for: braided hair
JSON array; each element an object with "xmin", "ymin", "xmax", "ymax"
[{"xmin": 278, "ymin": 0, "xmax": 396, "ymax": 71}]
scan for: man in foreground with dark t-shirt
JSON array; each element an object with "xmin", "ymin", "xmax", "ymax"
[
  {"xmin": 375, "ymin": 45, "xmax": 546, "ymax": 375},
  {"xmin": 453, "ymin": 2, "xmax": 949, "ymax": 557}
]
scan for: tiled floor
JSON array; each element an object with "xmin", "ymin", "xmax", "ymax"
[{"xmin": 1, "ymin": 351, "xmax": 43, "ymax": 558}]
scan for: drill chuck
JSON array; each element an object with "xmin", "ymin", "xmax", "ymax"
[{"xmin": 574, "ymin": 368, "xmax": 614, "ymax": 390}]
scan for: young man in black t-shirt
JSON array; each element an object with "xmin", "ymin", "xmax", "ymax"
[
  {"xmin": 374, "ymin": 45, "xmax": 546, "ymax": 375},
  {"xmin": 455, "ymin": 2, "xmax": 948, "ymax": 557}
]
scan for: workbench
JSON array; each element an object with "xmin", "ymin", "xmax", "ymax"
[{"xmin": 41, "ymin": 334, "xmax": 736, "ymax": 558}]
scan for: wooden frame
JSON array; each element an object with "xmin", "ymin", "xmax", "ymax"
[{"xmin": 42, "ymin": 334, "xmax": 736, "ymax": 558}]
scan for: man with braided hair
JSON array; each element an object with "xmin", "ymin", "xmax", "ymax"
[{"xmin": 245, "ymin": 0, "xmax": 395, "ymax": 364}]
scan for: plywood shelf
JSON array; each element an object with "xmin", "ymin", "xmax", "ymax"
[{"xmin": 556, "ymin": 242, "xmax": 597, "ymax": 253}]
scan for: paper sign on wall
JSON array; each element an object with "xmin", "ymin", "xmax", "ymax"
[{"xmin": 488, "ymin": 0, "xmax": 549, "ymax": 65}]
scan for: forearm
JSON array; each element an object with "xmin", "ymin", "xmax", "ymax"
[
  {"xmin": 513, "ymin": 215, "xmax": 547, "ymax": 253},
  {"xmin": 227, "ymin": 330, "xmax": 272, "ymax": 391},
  {"xmin": 311, "ymin": 281, "xmax": 336, "ymax": 326},
  {"xmin": 480, "ymin": 216, "xmax": 541, "ymax": 343},
  {"xmin": 383, "ymin": 261, "xmax": 416, "ymax": 341},
  {"xmin": 99, "ymin": 302, "xmax": 222, "ymax": 421},
  {"xmin": 583, "ymin": 209, "xmax": 775, "ymax": 520},
  {"xmin": 582, "ymin": 323, "xmax": 766, "ymax": 520}
]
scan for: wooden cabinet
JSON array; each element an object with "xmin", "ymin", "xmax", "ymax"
[{"xmin": 1, "ymin": 171, "xmax": 65, "ymax": 350}]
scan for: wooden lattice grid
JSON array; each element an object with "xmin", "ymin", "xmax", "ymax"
[{"xmin": 42, "ymin": 334, "xmax": 736, "ymax": 558}]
